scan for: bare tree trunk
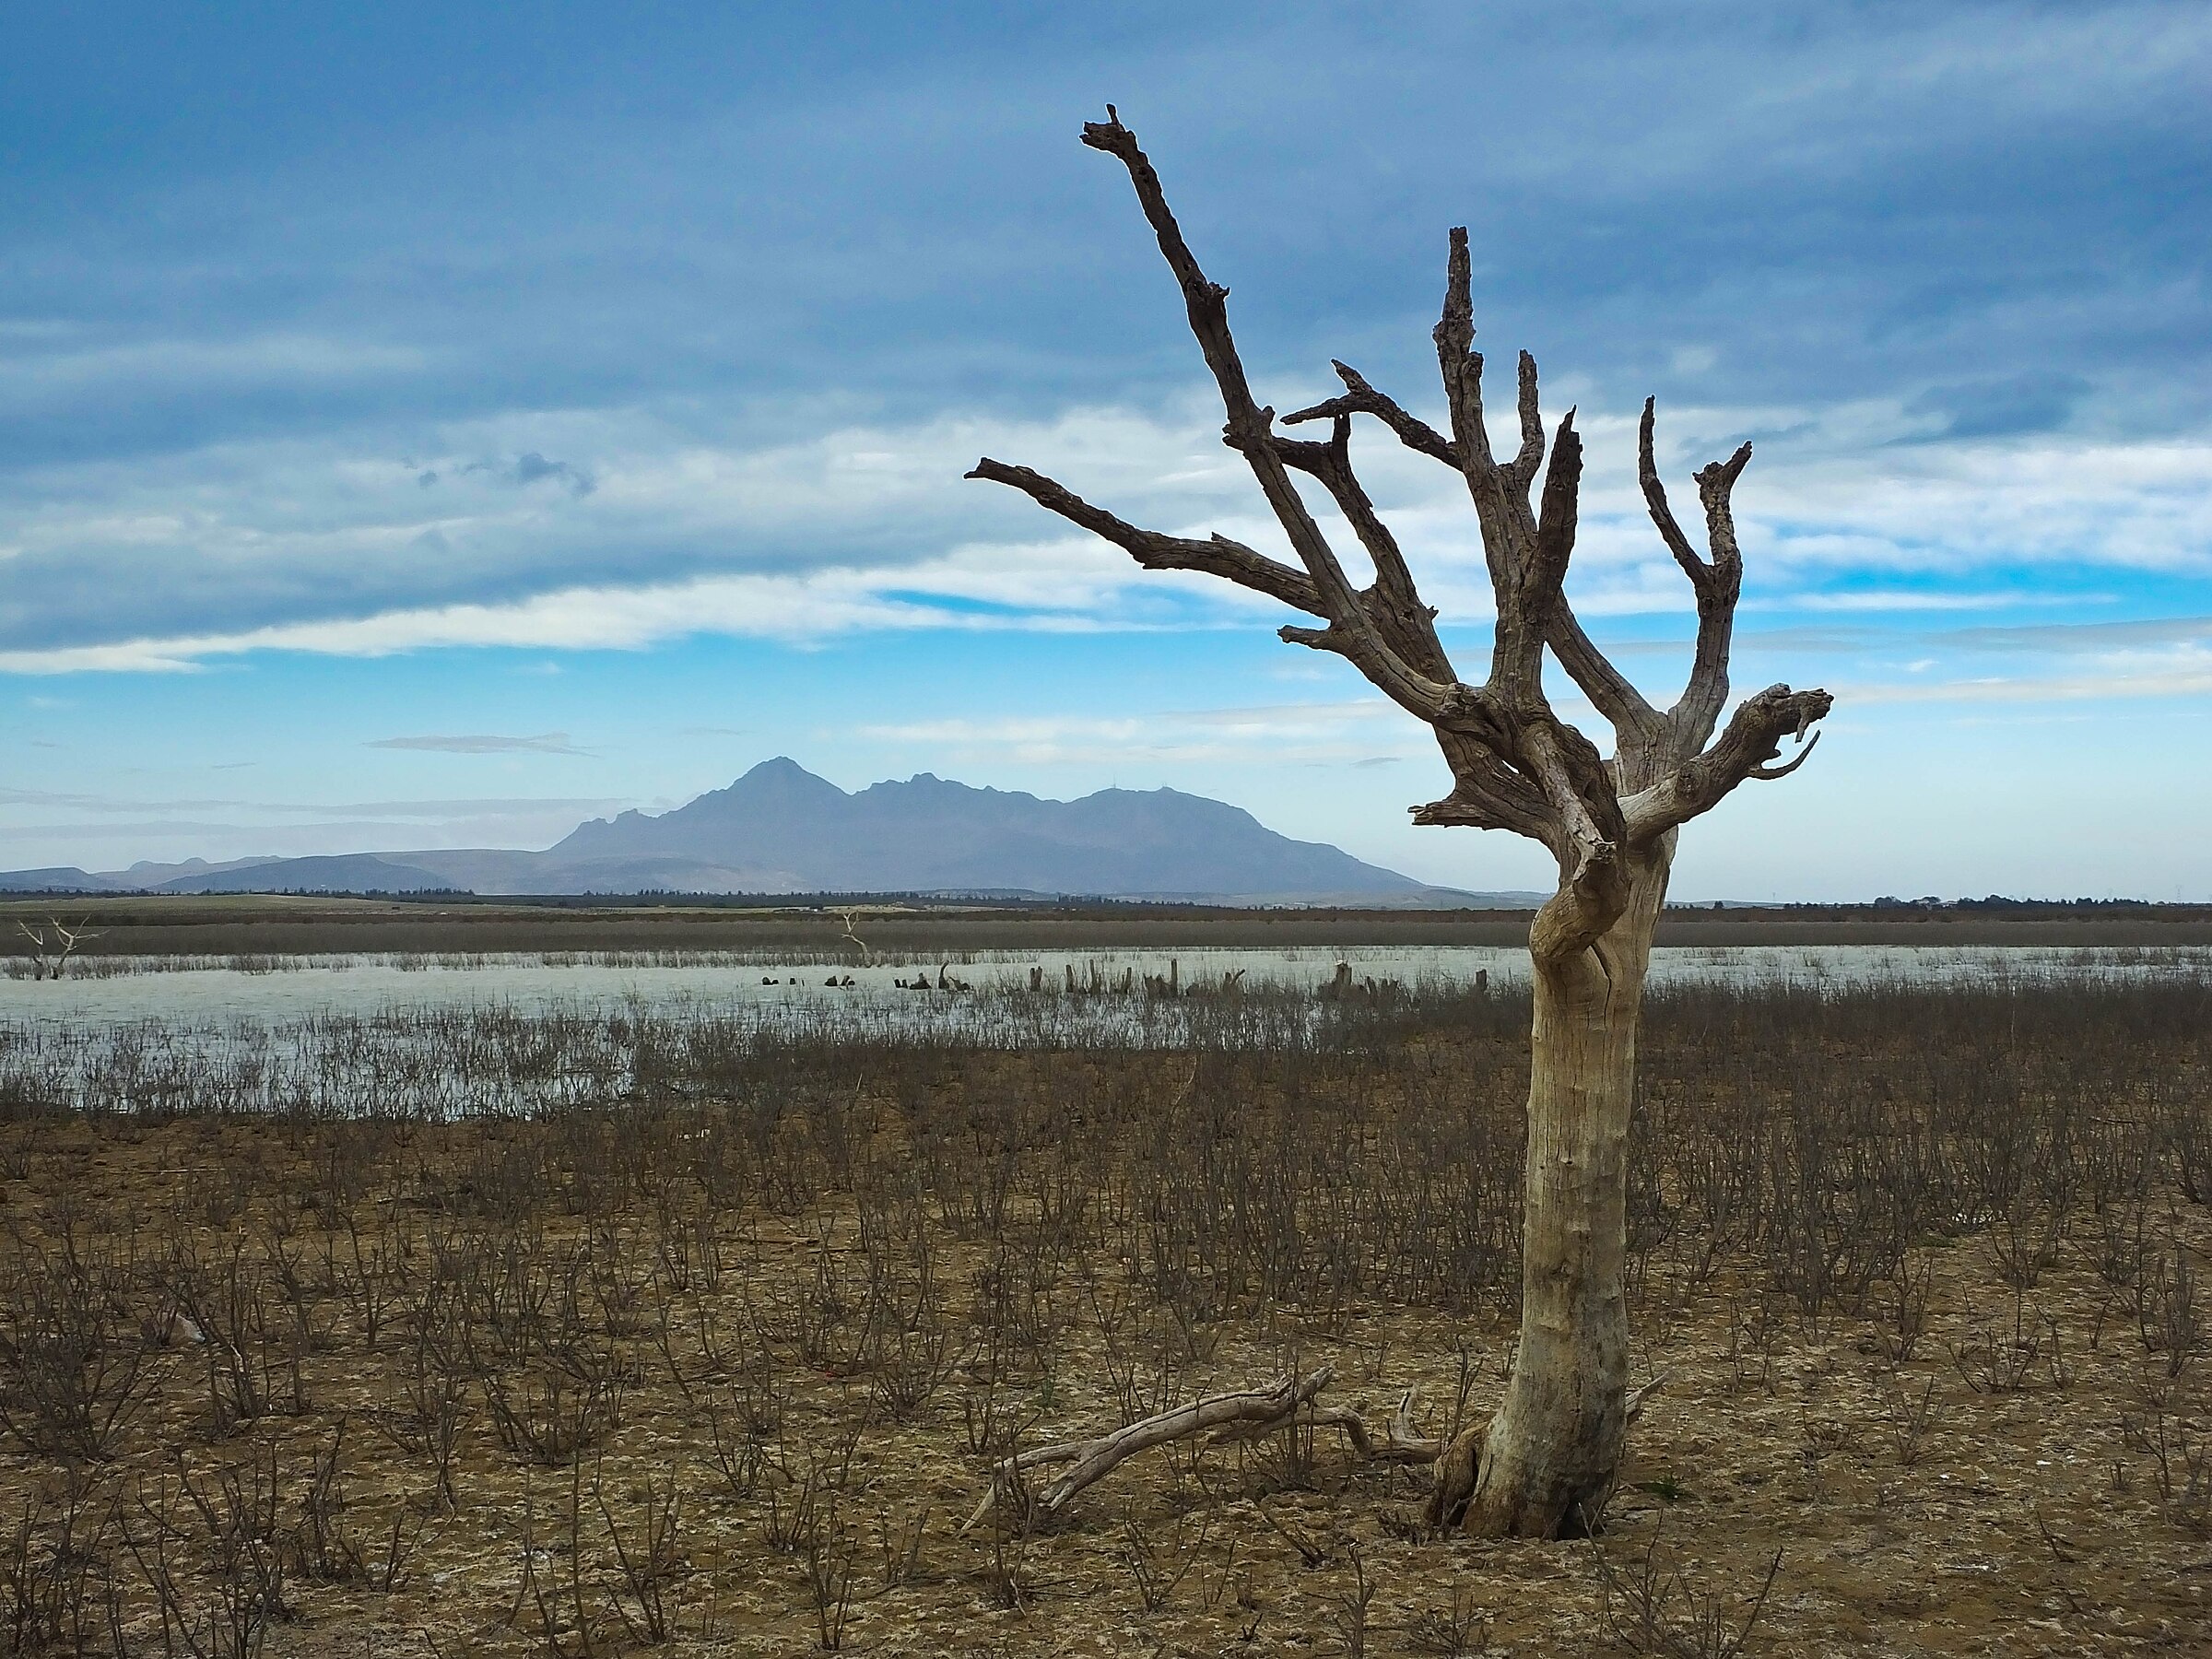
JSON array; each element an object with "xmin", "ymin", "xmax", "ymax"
[{"xmin": 1465, "ymin": 840, "xmax": 1673, "ymax": 1537}]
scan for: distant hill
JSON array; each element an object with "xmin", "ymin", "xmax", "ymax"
[
  {"xmin": 0, "ymin": 866, "xmax": 123, "ymax": 893},
  {"xmin": 150, "ymin": 853, "xmax": 460, "ymax": 895},
  {"xmin": 7, "ymin": 759, "xmax": 1513, "ymax": 904}
]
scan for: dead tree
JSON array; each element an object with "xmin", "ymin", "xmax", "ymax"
[
  {"xmin": 16, "ymin": 916, "xmax": 100, "ymax": 981},
  {"xmin": 968, "ymin": 109, "xmax": 1831, "ymax": 1539}
]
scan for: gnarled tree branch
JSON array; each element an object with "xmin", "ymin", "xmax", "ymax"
[
  {"xmin": 1640, "ymin": 398, "xmax": 1753, "ymax": 758},
  {"xmin": 1621, "ymin": 685, "xmax": 1835, "ymax": 845},
  {"xmin": 965, "ymin": 458, "xmax": 1323, "ymax": 614}
]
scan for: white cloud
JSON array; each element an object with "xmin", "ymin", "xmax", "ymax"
[
  {"xmin": 0, "ymin": 543, "xmax": 1216, "ymax": 674},
  {"xmin": 1846, "ymin": 641, "xmax": 2212, "ymax": 706},
  {"xmin": 2, "ymin": 382, "xmax": 2208, "ymax": 675},
  {"xmin": 1785, "ymin": 590, "xmax": 2087, "ymax": 614},
  {"xmin": 854, "ymin": 699, "xmax": 1419, "ymax": 767}
]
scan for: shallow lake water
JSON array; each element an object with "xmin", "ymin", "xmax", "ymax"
[
  {"xmin": 4, "ymin": 944, "xmax": 2205, "ymax": 1117},
  {"xmin": 3, "ymin": 942, "xmax": 2206, "ymax": 1029}
]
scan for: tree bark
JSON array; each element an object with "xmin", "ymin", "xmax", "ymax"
[{"xmin": 1464, "ymin": 837, "xmax": 1674, "ymax": 1536}]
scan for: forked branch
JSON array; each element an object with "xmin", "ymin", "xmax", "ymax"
[
  {"xmin": 995, "ymin": 111, "xmax": 1486, "ymax": 745},
  {"xmin": 1283, "ymin": 359, "xmax": 1459, "ymax": 467}
]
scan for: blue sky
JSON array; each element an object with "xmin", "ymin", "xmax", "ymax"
[{"xmin": 3, "ymin": 1, "xmax": 2208, "ymax": 899}]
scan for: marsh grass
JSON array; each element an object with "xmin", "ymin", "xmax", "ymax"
[{"xmin": 0, "ymin": 975, "xmax": 2206, "ymax": 1653}]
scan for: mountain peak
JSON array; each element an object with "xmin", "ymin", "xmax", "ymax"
[
  {"xmin": 734, "ymin": 756, "xmax": 845, "ymax": 794},
  {"xmin": 743, "ymin": 755, "xmax": 818, "ymax": 779}
]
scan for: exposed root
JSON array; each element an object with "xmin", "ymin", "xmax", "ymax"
[
  {"xmin": 1424, "ymin": 1425, "xmax": 1488, "ymax": 1534},
  {"xmin": 1426, "ymin": 1369, "xmax": 1673, "ymax": 1537}
]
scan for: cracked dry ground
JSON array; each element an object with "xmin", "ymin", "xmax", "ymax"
[{"xmin": 1, "ymin": 977, "xmax": 2209, "ymax": 1655}]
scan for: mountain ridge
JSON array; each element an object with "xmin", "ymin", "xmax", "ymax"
[{"xmin": 4, "ymin": 759, "xmax": 1512, "ymax": 905}]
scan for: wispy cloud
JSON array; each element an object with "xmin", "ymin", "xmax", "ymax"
[
  {"xmin": 0, "ymin": 535, "xmax": 1242, "ymax": 673},
  {"xmin": 367, "ymin": 732, "xmax": 589, "ymax": 756},
  {"xmin": 1845, "ymin": 640, "xmax": 2212, "ymax": 706},
  {"xmin": 855, "ymin": 700, "xmax": 1418, "ymax": 766},
  {"xmin": 1782, "ymin": 590, "xmax": 2094, "ymax": 614},
  {"xmin": 1935, "ymin": 616, "xmax": 2212, "ymax": 653},
  {"xmin": 0, "ymin": 783, "xmax": 619, "ymax": 819}
]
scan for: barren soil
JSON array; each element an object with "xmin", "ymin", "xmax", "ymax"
[{"xmin": 2, "ymin": 979, "xmax": 2209, "ymax": 1655}]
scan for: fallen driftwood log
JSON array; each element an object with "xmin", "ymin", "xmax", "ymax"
[
  {"xmin": 963, "ymin": 1364, "xmax": 1672, "ymax": 1534},
  {"xmin": 964, "ymin": 1368, "xmax": 1346, "ymax": 1532},
  {"xmin": 1209, "ymin": 1388, "xmax": 1441, "ymax": 1463}
]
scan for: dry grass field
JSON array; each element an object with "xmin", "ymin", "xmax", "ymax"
[{"xmin": 2, "ymin": 976, "xmax": 2210, "ymax": 1655}]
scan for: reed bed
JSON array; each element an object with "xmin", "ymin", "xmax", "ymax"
[{"xmin": 7, "ymin": 894, "xmax": 2212, "ymax": 971}]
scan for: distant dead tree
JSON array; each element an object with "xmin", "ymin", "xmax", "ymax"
[
  {"xmin": 16, "ymin": 915, "xmax": 100, "ymax": 981},
  {"xmin": 833, "ymin": 909, "xmax": 873, "ymax": 964},
  {"xmin": 969, "ymin": 108, "xmax": 1831, "ymax": 1539}
]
